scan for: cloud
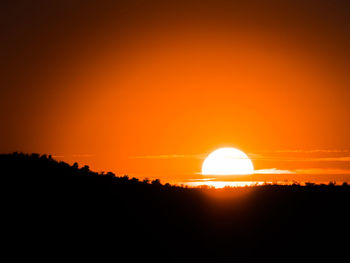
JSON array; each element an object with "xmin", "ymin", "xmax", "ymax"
[
  {"xmin": 188, "ymin": 178, "xmax": 217, "ymax": 181},
  {"xmin": 52, "ymin": 154, "xmax": 94, "ymax": 158},
  {"xmin": 247, "ymin": 153, "xmax": 265, "ymax": 159},
  {"xmin": 249, "ymin": 151, "xmax": 350, "ymax": 162},
  {"xmin": 132, "ymin": 154, "xmax": 206, "ymax": 159},
  {"xmin": 294, "ymin": 168, "xmax": 350, "ymax": 175},
  {"xmin": 72, "ymin": 154, "xmax": 95, "ymax": 158},
  {"xmin": 274, "ymin": 149, "xmax": 349, "ymax": 153},
  {"xmin": 254, "ymin": 168, "xmax": 350, "ymax": 175},
  {"xmin": 309, "ymin": 157, "xmax": 350, "ymax": 162},
  {"xmin": 254, "ymin": 168, "xmax": 295, "ymax": 174},
  {"xmin": 133, "ymin": 149, "xmax": 350, "ymax": 162},
  {"xmin": 280, "ymin": 156, "xmax": 350, "ymax": 162}
]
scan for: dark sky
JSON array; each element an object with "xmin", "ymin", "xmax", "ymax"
[{"xmin": 2, "ymin": 0, "xmax": 350, "ymax": 181}]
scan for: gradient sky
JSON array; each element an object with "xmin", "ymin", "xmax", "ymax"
[{"xmin": 2, "ymin": 0, "xmax": 350, "ymax": 183}]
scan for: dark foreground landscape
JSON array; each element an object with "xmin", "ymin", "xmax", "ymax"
[{"xmin": 2, "ymin": 153, "xmax": 350, "ymax": 262}]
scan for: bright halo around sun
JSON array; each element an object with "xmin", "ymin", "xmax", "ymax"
[{"xmin": 202, "ymin": 148, "xmax": 254, "ymax": 175}]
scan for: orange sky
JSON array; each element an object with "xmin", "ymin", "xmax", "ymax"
[{"xmin": 2, "ymin": 1, "xmax": 350, "ymax": 184}]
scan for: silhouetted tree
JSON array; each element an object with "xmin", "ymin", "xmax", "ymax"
[
  {"xmin": 143, "ymin": 178, "xmax": 150, "ymax": 184},
  {"xmin": 131, "ymin": 177, "xmax": 139, "ymax": 183},
  {"xmin": 73, "ymin": 162, "xmax": 79, "ymax": 169},
  {"xmin": 305, "ymin": 182, "xmax": 315, "ymax": 187},
  {"xmin": 328, "ymin": 181, "xmax": 336, "ymax": 186},
  {"xmin": 81, "ymin": 165, "xmax": 90, "ymax": 173},
  {"xmin": 120, "ymin": 175, "xmax": 129, "ymax": 181},
  {"xmin": 106, "ymin": 172, "xmax": 115, "ymax": 177},
  {"xmin": 151, "ymin": 179, "xmax": 161, "ymax": 185}
]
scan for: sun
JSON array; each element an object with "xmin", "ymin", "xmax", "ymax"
[{"xmin": 202, "ymin": 148, "xmax": 254, "ymax": 175}]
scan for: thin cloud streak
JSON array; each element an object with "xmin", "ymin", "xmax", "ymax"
[
  {"xmin": 274, "ymin": 149, "xmax": 349, "ymax": 153},
  {"xmin": 52, "ymin": 154, "xmax": 95, "ymax": 158},
  {"xmin": 310, "ymin": 157, "xmax": 350, "ymax": 162},
  {"xmin": 254, "ymin": 168, "xmax": 295, "ymax": 174},
  {"xmin": 295, "ymin": 168, "xmax": 350, "ymax": 175},
  {"xmin": 256, "ymin": 156, "xmax": 350, "ymax": 162},
  {"xmin": 134, "ymin": 150, "xmax": 350, "ymax": 162},
  {"xmin": 72, "ymin": 154, "xmax": 95, "ymax": 158},
  {"xmin": 132, "ymin": 154, "xmax": 207, "ymax": 159},
  {"xmin": 249, "ymin": 154, "xmax": 350, "ymax": 162},
  {"xmin": 253, "ymin": 168, "xmax": 350, "ymax": 175}
]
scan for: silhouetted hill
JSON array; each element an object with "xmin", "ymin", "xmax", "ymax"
[{"xmin": 2, "ymin": 153, "xmax": 350, "ymax": 262}]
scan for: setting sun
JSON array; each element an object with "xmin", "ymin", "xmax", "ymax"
[{"xmin": 202, "ymin": 148, "xmax": 254, "ymax": 176}]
